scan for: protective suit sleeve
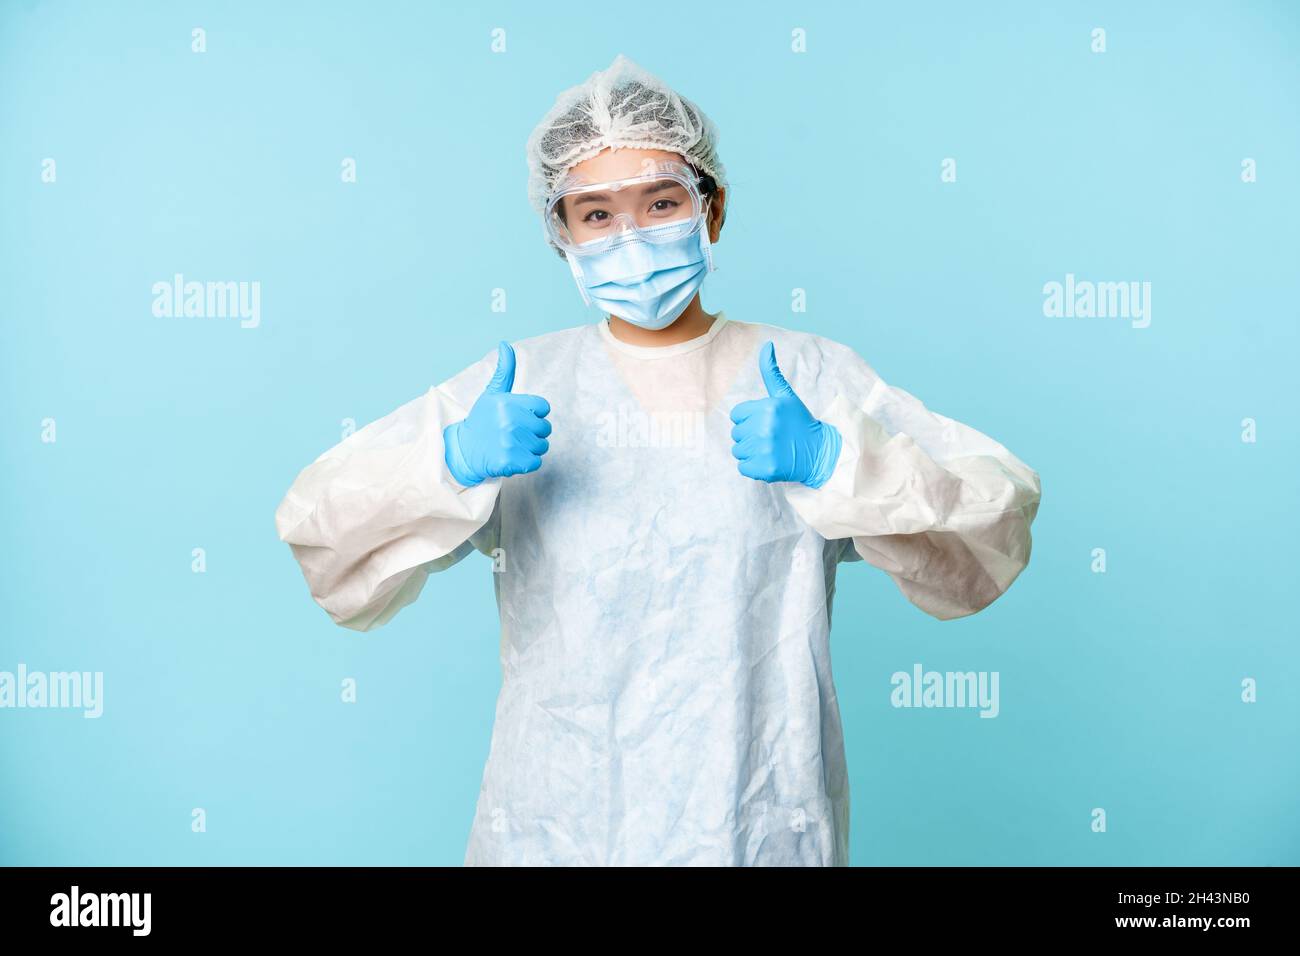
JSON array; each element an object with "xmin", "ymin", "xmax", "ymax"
[
  {"xmin": 783, "ymin": 348, "xmax": 1041, "ymax": 621},
  {"xmin": 274, "ymin": 353, "xmax": 501, "ymax": 631}
]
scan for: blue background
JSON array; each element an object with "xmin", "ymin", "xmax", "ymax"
[{"xmin": 2, "ymin": 0, "xmax": 1296, "ymax": 865}]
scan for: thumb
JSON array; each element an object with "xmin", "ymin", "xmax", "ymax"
[
  {"xmin": 485, "ymin": 341, "xmax": 516, "ymax": 394},
  {"xmin": 759, "ymin": 341, "xmax": 794, "ymax": 398}
]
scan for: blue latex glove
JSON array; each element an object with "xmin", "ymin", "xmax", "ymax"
[
  {"xmin": 730, "ymin": 341, "xmax": 842, "ymax": 489},
  {"xmin": 443, "ymin": 341, "xmax": 552, "ymax": 487}
]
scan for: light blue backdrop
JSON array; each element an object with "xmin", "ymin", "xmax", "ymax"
[{"xmin": 2, "ymin": 0, "xmax": 1296, "ymax": 866}]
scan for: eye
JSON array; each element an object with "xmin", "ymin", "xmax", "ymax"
[
  {"xmin": 581, "ymin": 209, "xmax": 612, "ymax": 226},
  {"xmin": 649, "ymin": 199, "xmax": 680, "ymax": 214}
]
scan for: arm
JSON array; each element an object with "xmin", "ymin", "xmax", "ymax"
[
  {"xmin": 274, "ymin": 353, "xmax": 501, "ymax": 631},
  {"xmin": 784, "ymin": 350, "xmax": 1041, "ymax": 621}
]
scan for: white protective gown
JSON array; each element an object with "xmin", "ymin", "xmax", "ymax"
[{"xmin": 275, "ymin": 313, "xmax": 1041, "ymax": 866}]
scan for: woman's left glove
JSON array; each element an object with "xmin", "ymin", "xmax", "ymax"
[{"xmin": 729, "ymin": 341, "xmax": 841, "ymax": 489}]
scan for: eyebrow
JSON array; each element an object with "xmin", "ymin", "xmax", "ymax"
[{"xmin": 569, "ymin": 179, "xmax": 685, "ymax": 207}]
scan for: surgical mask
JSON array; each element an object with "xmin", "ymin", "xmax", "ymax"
[{"xmin": 565, "ymin": 222, "xmax": 714, "ymax": 330}]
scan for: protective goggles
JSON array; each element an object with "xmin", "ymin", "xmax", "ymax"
[{"xmin": 544, "ymin": 160, "xmax": 709, "ymax": 257}]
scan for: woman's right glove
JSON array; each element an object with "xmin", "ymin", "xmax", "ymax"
[{"xmin": 443, "ymin": 341, "xmax": 552, "ymax": 487}]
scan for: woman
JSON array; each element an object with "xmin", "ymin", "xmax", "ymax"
[{"xmin": 276, "ymin": 55, "xmax": 1041, "ymax": 866}]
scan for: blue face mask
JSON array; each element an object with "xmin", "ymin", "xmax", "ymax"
[{"xmin": 566, "ymin": 221, "xmax": 715, "ymax": 331}]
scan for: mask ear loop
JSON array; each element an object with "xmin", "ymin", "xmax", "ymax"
[
  {"xmin": 564, "ymin": 251, "xmax": 592, "ymax": 306},
  {"xmin": 547, "ymin": 196, "xmax": 595, "ymax": 307},
  {"xmin": 699, "ymin": 196, "xmax": 717, "ymax": 272}
]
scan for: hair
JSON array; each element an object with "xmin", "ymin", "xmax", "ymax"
[{"xmin": 550, "ymin": 162, "xmax": 726, "ymax": 257}]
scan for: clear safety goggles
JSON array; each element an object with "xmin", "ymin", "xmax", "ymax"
[{"xmin": 544, "ymin": 160, "xmax": 710, "ymax": 257}]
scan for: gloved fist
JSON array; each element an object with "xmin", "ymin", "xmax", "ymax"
[
  {"xmin": 444, "ymin": 341, "xmax": 552, "ymax": 487},
  {"xmin": 730, "ymin": 341, "xmax": 842, "ymax": 489}
]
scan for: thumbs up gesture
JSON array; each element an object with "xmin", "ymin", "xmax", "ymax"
[
  {"xmin": 730, "ymin": 341, "xmax": 842, "ymax": 489},
  {"xmin": 443, "ymin": 341, "xmax": 552, "ymax": 487}
]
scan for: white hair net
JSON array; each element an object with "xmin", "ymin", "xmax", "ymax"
[{"xmin": 526, "ymin": 54, "xmax": 727, "ymax": 214}]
